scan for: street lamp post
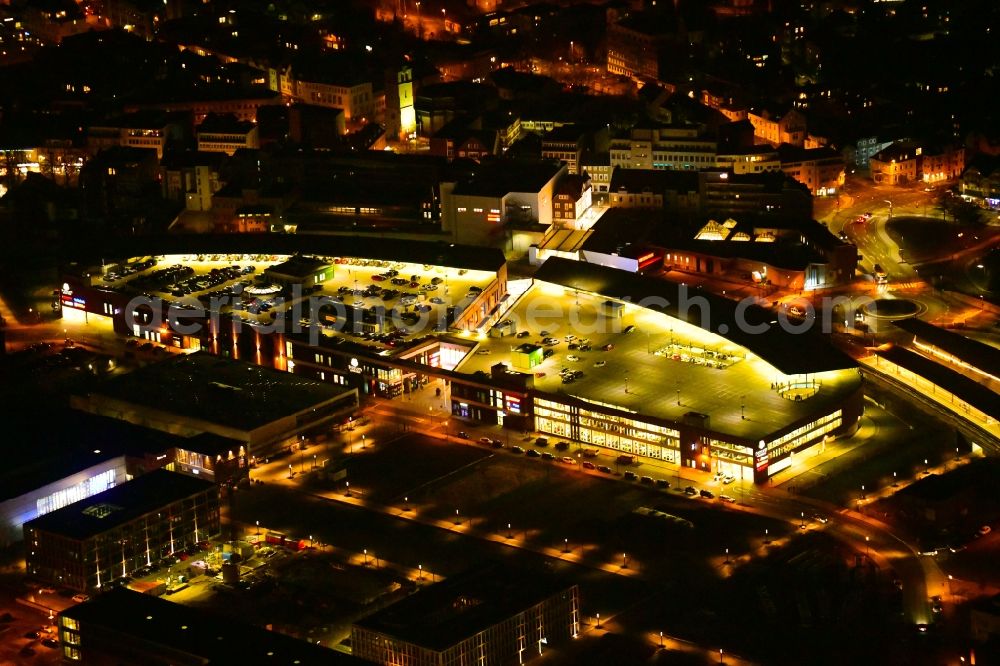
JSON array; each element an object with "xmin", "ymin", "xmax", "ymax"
[
  {"xmin": 255, "ymin": 520, "xmax": 260, "ymax": 535},
  {"xmin": 507, "ymin": 522, "xmax": 512, "ymax": 539},
  {"xmin": 764, "ymin": 528, "xmax": 770, "ymax": 544},
  {"xmin": 596, "ymin": 613, "xmax": 601, "ymax": 629},
  {"xmin": 659, "ymin": 631, "xmax": 663, "ymax": 648},
  {"xmin": 454, "ymin": 509, "xmax": 461, "ymax": 525},
  {"xmin": 800, "ymin": 512, "xmax": 805, "ymax": 529},
  {"xmin": 345, "ymin": 481, "xmax": 351, "ymax": 497},
  {"xmin": 622, "ymin": 553, "xmax": 628, "ymax": 569},
  {"xmin": 865, "ymin": 536, "xmax": 870, "ymax": 558},
  {"xmin": 725, "ymin": 548, "xmax": 730, "ymax": 564},
  {"xmin": 363, "ymin": 549, "xmax": 368, "ymax": 565},
  {"xmin": 404, "ymin": 496, "xmax": 409, "ymax": 511},
  {"xmin": 288, "ymin": 463, "xmax": 293, "ymax": 479},
  {"xmin": 418, "ymin": 564, "xmax": 423, "ymax": 580},
  {"xmin": 563, "ymin": 538, "xmax": 569, "ymax": 553}
]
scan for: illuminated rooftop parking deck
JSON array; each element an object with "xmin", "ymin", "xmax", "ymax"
[{"xmin": 456, "ymin": 259, "xmax": 861, "ymax": 443}]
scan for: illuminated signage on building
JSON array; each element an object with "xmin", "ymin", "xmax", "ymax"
[
  {"xmin": 754, "ymin": 439, "xmax": 769, "ymax": 472},
  {"xmin": 348, "ymin": 357, "xmax": 363, "ymax": 374}
]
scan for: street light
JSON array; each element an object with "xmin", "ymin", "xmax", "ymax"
[
  {"xmin": 363, "ymin": 548, "xmax": 368, "ymax": 565},
  {"xmin": 800, "ymin": 511, "xmax": 805, "ymax": 529},
  {"xmin": 255, "ymin": 520, "xmax": 260, "ymax": 535},
  {"xmin": 865, "ymin": 536, "xmax": 870, "ymax": 558},
  {"xmin": 563, "ymin": 538, "xmax": 569, "ymax": 553},
  {"xmin": 454, "ymin": 509, "xmax": 461, "ymax": 525},
  {"xmin": 764, "ymin": 528, "xmax": 770, "ymax": 544},
  {"xmin": 596, "ymin": 613, "xmax": 601, "ymax": 629},
  {"xmin": 418, "ymin": 564, "xmax": 423, "ymax": 580},
  {"xmin": 404, "ymin": 496, "xmax": 410, "ymax": 511},
  {"xmin": 622, "ymin": 553, "xmax": 628, "ymax": 569},
  {"xmin": 725, "ymin": 548, "xmax": 730, "ymax": 564},
  {"xmin": 659, "ymin": 631, "xmax": 663, "ymax": 648},
  {"xmin": 345, "ymin": 481, "xmax": 351, "ymax": 497},
  {"xmin": 288, "ymin": 463, "xmax": 293, "ymax": 478}
]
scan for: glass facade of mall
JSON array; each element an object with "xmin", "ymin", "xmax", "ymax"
[{"xmin": 534, "ymin": 398, "xmax": 681, "ymax": 462}]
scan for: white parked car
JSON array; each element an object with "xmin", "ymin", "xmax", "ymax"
[
  {"xmin": 594, "ymin": 360, "xmax": 606, "ymax": 367},
  {"xmin": 566, "ymin": 355, "xmax": 580, "ymax": 362}
]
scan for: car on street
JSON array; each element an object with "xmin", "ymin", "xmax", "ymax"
[
  {"xmin": 582, "ymin": 461, "xmax": 596, "ymax": 470},
  {"xmin": 561, "ymin": 457, "xmax": 576, "ymax": 464},
  {"xmin": 624, "ymin": 471, "xmax": 637, "ymax": 481},
  {"xmin": 516, "ymin": 331, "xmax": 530, "ymax": 338},
  {"xmin": 541, "ymin": 452, "xmax": 554, "ymax": 461},
  {"xmin": 535, "ymin": 437, "xmax": 549, "ymax": 447},
  {"xmin": 41, "ymin": 638, "xmax": 59, "ymax": 649},
  {"xmin": 722, "ymin": 475, "xmax": 735, "ymax": 484},
  {"xmin": 655, "ymin": 479, "xmax": 670, "ymax": 489},
  {"xmin": 719, "ymin": 495, "xmax": 736, "ymax": 504},
  {"xmin": 623, "ymin": 325, "xmax": 636, "ymax": 334},
  {"xmin": 555, "ymin": 441, "xmax": 570, "ymax": 451},
  {"xmin": 602, "ymin": 344, "xmax": 614, "ymax": 351},
  {"xmin": 597, "ymin": 465, "xmax": 612, "ymax": 474},
  {"xmin": 684, "ymin": 486, "xmax": 697, "ymax": 496},
  {"xmin": 72, "ymin": 594, "xmax": 89, "ymax": 603},
  {"xmin": 510, "ymin": 446, "xmax": 524, "ymax": 454},
  {"xmin": 640, "ymin": 476, "xmax": 654, "ymax": 484},
  {"xmin": 476, "ymin": 348, "xmax": 491, "ymax": 355},
  {"xmin": 491, "ymin": 439, "xmax": 504, "ymax": 449},
  {"xmin": 582, "ymin": 448, "xmax": 599, "ymax": 457},
  {"xmin": 23, "ymin": 630, "xmax": 40, "ymax": 639},
  {"xmin": 457, "ymin": 431, "xmax": 470, "ymax": 439},
  {"xmin": 813, "ymin": 514, "xmax": 829, "ymax": 524},
  {"xmin": 526, "ymin": 449, "xmax": 541, "ymax": 458},
  {"xmin": 700, "ymin": 489, "xmax": 715, "ymax": 499},
  {"xmin": 594, "ymin": 360, "xmax": 606, "ymax": 367},
  {"xmin": 566, "ymin": 355, "xmax": 580, "ymax": 362},
  {"xmin": 479, "ymin": 437, "xmax": 493, "ymax": 445}
]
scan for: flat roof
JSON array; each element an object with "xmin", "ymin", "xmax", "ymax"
[
  {"xmin": 63, "ymin": 588, "xmax": 360, "ymax": 665},
  {"xmin": 65, "ymin": 234, "xmax": 506, "ymax": 274},
  {"xmin": 538, "ymin": 226, "xmax": 593, "ymax": 253},
  {"xmin": 0, "ymin": 410, "xmax": 240, "ymax": 503},
  {"xmin": 354, "ymin": 565, "xmax": 574, "ymax": 651},
  {"xmin": 24, "ymin": 469, "xmax": 215, "ymax": 540},
  {"xmin": 893, "ymin": 318, "xmax": 1000, "ymax": 377},
  {"xmin": 875, "ymin": 346, "xmax": 1000, "ymax": 421},
  {"xmin": 85, "ymin": 353, "xmax": 347, "ymax": 432},
  {"xmin": 266, "ymin": 256, "xmax": 330, "ymax": 279},
  {"xmin": 534, "ymin": 258, "xmax": 856, "ymax": 376}
]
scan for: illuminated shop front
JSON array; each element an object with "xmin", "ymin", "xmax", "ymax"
[{"xmin": 534, "ymin": 397, "xmax": 680, "ymax": 463}]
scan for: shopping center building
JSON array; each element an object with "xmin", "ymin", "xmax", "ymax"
[{"xmin": 60, "ymin": 237, "xmax": 862, "ymax": 483}]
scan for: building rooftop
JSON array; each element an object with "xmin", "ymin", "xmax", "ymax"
[
  {"xmin": 24, "ymin": 469, "xmax": 215, "ymax": 540},
  {"xmin": 354, "ymin": 565, "xmax": 574, "ymax": 652},
  {"xmin": 875, "ymin": 346, "xmax": 1000, "ymax": 421},
  {"xmin": 82, "ymin": 353, "xmax": 345, "ymax": 432},
  {"xmin": 893, "ymin": 318, "xmax": 1000, "ymax": 378},
  {"xmin": 451, "ymin": 159, "xmax": 564, "ymax": 198},
  {"xmin": 265, "ymin": 255, "xmax": 330, "ymax": 280},
  {"xmin": 197, "ymin": 113, "xmax": 256, "ymax": 135},
  {"xmin": 62, "ymin": 588, "xmax": 361, "ymax": 665},
  {"xmin": 0, "ymin": 410, "xmax": 184, "ymax": 503},
  {"xmin": 609, "ymin": 168, "xmax": 699, "ymax": 193},
  {"xmin": 533, "ymin": 258, "xmax": 856, "ymax": 376},
  {"xmin": 67, "ymin": 234, "xmax": 507, "ymax": 274}
]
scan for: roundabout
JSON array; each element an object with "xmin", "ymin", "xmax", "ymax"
[{"xmin": 861, "ymin": 298, "xmax": 925, "ymax": 320}]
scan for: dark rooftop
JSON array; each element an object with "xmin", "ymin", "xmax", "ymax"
[
  {"xmin": 197, "ymin": 113, "xmax": 256, "ymax": 135},
  {"xmin": 0, "ymin": 410, "xmax": 238, "ymax": 503},
  {"xmin": 62, "ymin": 588, "xmax": 361, "ymax": 665},
  {"xmin": 534, "ymin": 258, "xmax": 857, "ymax": 375},
  {"xmin": 83, "ymin": 353, "xmax": 346, "ymax": 432},
  {"xmin": 893, "ymin": 318, "xmax": 1000, "ymax": 378},
  {"xmin": 265, "ymin": 255, "xmax": 330, "ymax": 280},
  {"xmin": 66, "ymin": 234, "xmax": 507, "ymax": 274},
  {"xmin": 354, "ymin": 565, "xmax": 575, "ymax": 652},
  {"xmin": 875, "ymin": 345, "xmax": 1000, "ymax": 421},
  {"xmin": 451, "ymin": 159, "xmax": 564, "ymax": 198},
  {"xmin": 24, "ymin": 469, "xmax": 215, "ymax": 540}
]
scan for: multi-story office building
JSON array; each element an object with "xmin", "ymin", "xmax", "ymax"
[
  {"xmin": 778, "ymin": 145, "xmax": 845, "ymax": 196},
  {"xmin": 353, "ymin": 566, "xmax": 580, "ymax": 665},
  {"xmin": 870, "ymin": 141, "xmax": 964, "ymax": 185},
  {"xmin": 24, "ymin": 470, "xmax": 219, "ymax": 592},
  {"xmin": 196, "ymin": 113, "xmax": 260, "ymax": 155},
  {"xmin": 606, "ymin": 15, "xmax": 674, "ymax": 79},
  {"xmin": 610, "ymin": 125, "xmax": 717, "ymax": 171}
]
